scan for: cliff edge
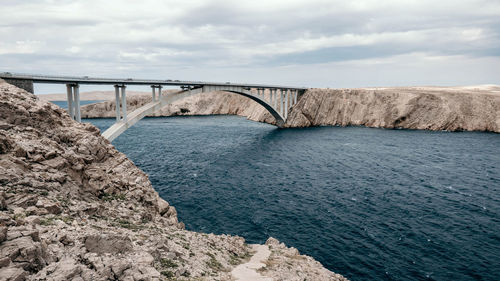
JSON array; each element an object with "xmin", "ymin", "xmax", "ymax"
[
  {"xmin": 0, "ymin": 80, "xmax": 347, "ymax": 280},
  {"xmin": 78, "ymin": 86, "xmax": 500, "ymax": 133}
]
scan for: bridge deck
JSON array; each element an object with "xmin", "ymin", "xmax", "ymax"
[{"xmin": 0, "ymin": 72, "xmax": 307, "ymax": 90}]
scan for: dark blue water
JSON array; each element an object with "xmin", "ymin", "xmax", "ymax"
[
  {"xmin": 50, "ymin": 100, "xmax": 104, "ymax": 109},
  {"xmin": 87, "ymin": 116, "xmax": 500, "ymax": 281}
]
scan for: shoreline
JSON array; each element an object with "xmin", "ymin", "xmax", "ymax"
[
  {"xmin": 40, "ymin": 85, "xmax": 499, "ymax": 133},
  {"xmin": 40, "ymin": 85, "xmax": 500, "ymax": 133},
  {"xmin": 1, "ymin": 79, "xmax": 348, "ymax": 280}
]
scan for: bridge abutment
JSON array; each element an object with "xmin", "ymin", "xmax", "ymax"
[{"xmin": 4, "ymin": 78, "xmax": 34, "ymax": 93}]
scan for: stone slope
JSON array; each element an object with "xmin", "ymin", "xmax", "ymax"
[
  {"xmin": 79, "ymin": 86, "xmax": 500, "ymax": 133},
  {"xmin": 1, "ymin": 80, "xmax": 347, "ymax": 280},
  {"xmin": 286, "ymin": 87, "xmax": 499, "ymax": 132}
]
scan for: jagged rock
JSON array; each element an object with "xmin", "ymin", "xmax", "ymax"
[
  {"xmin": 31, "ymin": 257, "xmax": 83, "ymax": 281},
  {"xmin": 0, "ymin": 227, "xmax": 7, "ymax": 243},
  {"xmin": 84, "ymin": 234, "xmax": 132, "ymax": 254},
  {"xmin": 24, "ymin": 216, "xmax": 41, "ymax": 226},
  {"xmin": 0, "ymin": 256, "xmax": 10, "ymax": 268},
  {"xmin": 0, "ymin": 266, "xmax": 27, "ymax": 281},
  {"xmin": 0, "ymin": 235, "xmax": 47, "ymax": 272},
  {"xmin": 0, "ymin": 193, "xmax": 7, "ymax": 211},
  {"xmin": 157, "ymin": 197, "xmax": 169, "ymax": 216},
  {"xmin": 263, "ymin": 237, "xmax": 349, "ymax": 281},
  {"xmin": 34, "ymin": 200, "xmax": 61, "ymax": 215}
]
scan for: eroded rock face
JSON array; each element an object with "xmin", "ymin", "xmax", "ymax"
[
  {"xmin": 261, "ymin": 238, "xmax": 349, "ymax": 281},
  {"xmin": 285, "ymin": 88, "xmax": 500, "ymax": 132},
  {"xmin": 84, "ymin": 234, "xmax": 133, "ymax": 254},
  {"xmin": 80, "ymin": 86, "xmax": 500, "ymax": 133}
]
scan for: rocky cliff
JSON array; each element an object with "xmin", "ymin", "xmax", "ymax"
[
  {"xmin": 0, "ymin": 80, "xmax": 347, "ymax": 280},
  {"xmin": 80, "ymin": 86, "xmax": 500, "ymax": 133}
]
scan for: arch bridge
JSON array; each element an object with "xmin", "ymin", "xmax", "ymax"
[{"xmin": 0, "ymin": 72, "xmax": 307, "ymax": 141}]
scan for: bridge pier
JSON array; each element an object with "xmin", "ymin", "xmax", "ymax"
[
  {"xmin": 66, "ymin": 84, "xmax": 74, "ymax": 119},
  {"xmin": 279, "ymin": 89, "xmax": 283, "ymax": 116},
  {"xmin": 151, "ymin": 86, "xmax": 156, "ymax": 102},
  {"xmin": 273, "ymin": 89, "xmax": 277, "ymax": 109},
  {"xmin": 151, "ymin": 85, "xmax": 163, "ymax": 102},
  {"xmin": 74, "ymin": 84, "xmax": 81, "ymax": 122},
  {"xmin": 66, "ymin": 84, "xmax": 81, "ymax": 122},
  {"xmin": 114, "ymin": 85, "xmax": 127, "ymax": 122},
  {"xmin": 283, "ymin": 89, "xmax": 290, "ymax": 120},
  {"xmin": 121, "ymin": 86, "xmax": 127, "ymax": 121}
]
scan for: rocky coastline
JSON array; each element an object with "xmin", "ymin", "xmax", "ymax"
[
  {"xmin": 0, "ymin": 80, "xmax": 348, "ymax": 280},
  {"xmin": 76, "ymin": 86, "xmax": 500, "ymax": 133}
]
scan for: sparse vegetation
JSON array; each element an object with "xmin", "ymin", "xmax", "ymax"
[
  {"xmin": 160, "ymin": 258, "xmax": 179, "ymax": 269},
  {"xmin": 100, "ymin": 192, "xmax": 126, "ymax": 202},
  {"xmin": 205, "ymin": 252, "xmax": 223, "ymax": 271},
  {"xmin": 161, "ymin": 270, "xmax": 174, "ymax": 278},
  {"xmin": 114, "ymin": 219, "xmax": 143, "ymax": 230}
]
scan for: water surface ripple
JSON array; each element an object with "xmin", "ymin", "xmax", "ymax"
[{"xmin": 89, "ymin": 116, "xmax": 500, "ymax": 281}]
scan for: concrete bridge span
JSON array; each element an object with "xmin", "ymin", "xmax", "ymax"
[{"xmin": 0, "ymin": 72, "xmax": 307, "ymax": 141}]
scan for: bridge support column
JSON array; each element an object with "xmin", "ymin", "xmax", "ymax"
[
  {"xmin": 293, "ymin": 90, "xmax": 298, "ymax": 105},
  {"xmin": 269, "ymin": 89, "xmax": 273, "ymax": 105},
  {"xmin": 66, "ymin": 84, "xmax": 80, "ymax": 122},
  {"xmin": 121, "ymin": 86, "xmax": 127, "ymax": 121},
  {"xmin": 273, "ymin": 89, "xmax": 277, "ymax": 109},
  {"xmin": 287, "ymin": 89, "xmax": 291, "ymax": 107},
  {"xmin": 158, "ymin": 85, "xmax": 163, "ymax": 100},
  {"xmin": 280, "ymin": 89, "xmax": 284, "ymax": 116},
  {"xmin": 284, "ymin": 89, "xmax": 289, "ymax": 119},
  {"xmin": 74, "ymin": 84, "xmax": 81, "ymax": 122},
  {"xmin": 66, "ymin": 84, "xmax": 74, "ymax": 119},
  {"xmin": 151, "ymin": 86, "xmax": 156, "ymax": 102},
  {"xmin": 114, "ymin": 85, "xmax": 121, "ymax": 121},
  {"xmin": 114, "ymin": 85, "xmax": 127, "ymax": 122}
]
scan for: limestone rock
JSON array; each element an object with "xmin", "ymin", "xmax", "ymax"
[
  {"xmin": 0, "ymin": 266, "xmax": 27, "ymax": 281},
  {"xmin": 262, "ymin": 237, "xmax": 349, "ymax": 281},
  {"xmin": 84, "ymin": 234, "xmax": 132, "ymax": 254},
  {"xmin": 79, "ymin": 86, "xmax": 500, "ymax": 133},
  {"xmin": 157, "ymin": 197, "xmax": 169, "ymax": 216},
  {"xmin": 0, "ymin": 227, "xmax": 7, "ymax": 243},
  {"xmin": 31, "ymin": 257, "xmax": 84, "ymax": 281}
]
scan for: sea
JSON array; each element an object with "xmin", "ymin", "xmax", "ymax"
[{"xmin": 82, "ymin": 114, "xmax": 499, "ymax": 281}]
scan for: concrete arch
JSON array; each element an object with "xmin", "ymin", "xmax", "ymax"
[{"xmin": 102, "ymin": 85, "xmax": 286, "ymax": 141}]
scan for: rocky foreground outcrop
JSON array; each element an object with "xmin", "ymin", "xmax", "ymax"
[
  {"xmin": 80, "ymin": 86, "xmax": 500, "ymax": 133},
  {"xmin": 0, "ymin": 79, "xmax": 347, "ymax": 280}
]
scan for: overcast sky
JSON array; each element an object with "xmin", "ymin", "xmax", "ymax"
[{"xmin": 1, "ymin": 0, "xmax": 499, "ymax": 93}]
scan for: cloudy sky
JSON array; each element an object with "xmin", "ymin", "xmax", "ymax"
[{"xmin": 1, "ymin": 0, "xmax": 499, "ymax": 93}]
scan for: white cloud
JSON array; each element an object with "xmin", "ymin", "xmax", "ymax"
[{"xmin": 0, "ymin": 0, "xmax": 499, "ymax": 87}]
